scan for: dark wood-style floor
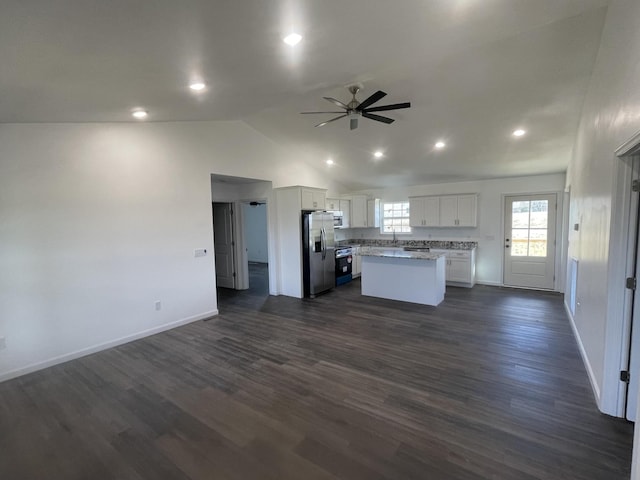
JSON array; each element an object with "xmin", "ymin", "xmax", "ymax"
[{"xmin": 0, "ymin": 266, "xmax": 633, "ymax": 479}]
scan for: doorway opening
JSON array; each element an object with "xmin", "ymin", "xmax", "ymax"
[
  {"xmin": 241, "ymin": 201, "xmax": 269, "ymax": 296},
  {"xmin": 210, "ymin": 174, "xmax": 273, "ymax": 310}
]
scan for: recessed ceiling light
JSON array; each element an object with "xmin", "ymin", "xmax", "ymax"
[
  {"xmin": 283, "ymin": 33, "xmax": 302, "ymax": 46},
  {"xmin": 132, "ymin": 109, "xmax": 148, "ymax": 120},
  {"xmin": 512, "ymin": 129, "xmax": 526, "ymax": 137},
  {"xmin": 189, "ymin": 82, "xmax": 206, "ymax": 91},
  {"xmin": 374, "ymin": 151, "xmax": 384, "ymax": 158},
  {"xmin": 435, "ymin": 141, "xmax": 446, "ymax": 149},
  {"xmin": 326, "ymin": 159, "xmax": 334, "ymax": 165}
]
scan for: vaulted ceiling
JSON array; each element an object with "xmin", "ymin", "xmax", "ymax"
[{"xmin": 1, "ymin": 0, "xmax": 608, "ymax": 189}]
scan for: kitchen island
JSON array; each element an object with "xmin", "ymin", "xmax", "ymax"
[{"xmin": 357, "ymin": 247, "xmax": 446, "ymax": 306}]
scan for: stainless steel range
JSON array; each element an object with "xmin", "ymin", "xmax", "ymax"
[{"xmin": 335, "ymin": 247, "xmax": 353, "ymax": 286}]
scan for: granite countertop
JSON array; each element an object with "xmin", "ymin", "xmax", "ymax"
[
  {"xmin": 337, "ymin": 239, "xmax": 477, "ymax": 250},
  {"xmin": 357, "ymin": 246, "xmax": 445, "ymax": 261}
]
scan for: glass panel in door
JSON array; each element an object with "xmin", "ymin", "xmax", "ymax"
[{"xmin": 510, "ymin": 200, "xmax": 548, "ymax": 257}]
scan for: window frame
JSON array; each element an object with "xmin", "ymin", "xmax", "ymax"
[{"xmin": 380, "ymin": 201, "xmax": 412, "ymax": 235}]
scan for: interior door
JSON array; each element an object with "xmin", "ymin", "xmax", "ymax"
[
  {"xmin": 626, "ymin": 230, "xmax": 640, "ymax": 421},
  {"xmin": 625, "ymin": 159, "xmax": 640, "ymax": 421},
  {"xmin": 213, "ymin": 202, "xmax": 235, "ymax": 289},
  {"xmin": 504, "ymin": 194, "xmax": 557, "ymax": 289}
]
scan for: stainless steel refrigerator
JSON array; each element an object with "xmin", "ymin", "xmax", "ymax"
[{"xmin": 302, "ymin": 211, "xmax": 335, "ymax": 298}]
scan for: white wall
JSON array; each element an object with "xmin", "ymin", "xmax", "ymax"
[
  {"xmin": 564, "ymin": 0, "xmax": 640, "ymax": 420},
  {"xmin": 0, "ymin": 121, "xmax": 338, "ymax": 381},
  {"xmin": 340, "ymin": 173, "xmax": 566, "ymax": 287},
  {"xmin": 242, "ymin": 203, "xmax": 268, "ymax": 263},
  {"xmin": 275, "ymin": 187, "xmax": 305, "ymax": 298}
]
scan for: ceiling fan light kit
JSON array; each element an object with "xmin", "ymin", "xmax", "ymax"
[{"xmin": 301, "ymin": 85, "xmax": 411, "ymax": 130}]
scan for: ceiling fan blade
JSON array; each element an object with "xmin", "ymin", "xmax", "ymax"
[
  {"xmin": 350, "ymin": 117, "xmax": 358, "ymax": 130},
  {"xmin": 362, "ymin": 112, "xmax": 395, "ymax": 124},
  {"xmin": 315, "ymin": 114, "xmax": 347, "ymax": 128},
  {"xmin": 323, "ymin": 97, "xmax": 349, "ymax": 109},
  {"xmin": 301, "ymin": 111, "xmax": 346, "ymax": 114},
  {"xmin": 356, "ymin": 90, "xmax": 387, "ymax": 111},
  {"xmin": 363, "ymin": 102, "xmax": 411, "ymax": 113}
]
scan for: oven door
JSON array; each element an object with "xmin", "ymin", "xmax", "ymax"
[{"xmin": 335, "ymin": 254, "xmax": 353, "ymax": 285}]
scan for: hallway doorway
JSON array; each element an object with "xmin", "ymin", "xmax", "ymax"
[{"xmin": 210, "ymin": 173, "xmax": 274, "ymax": 310}]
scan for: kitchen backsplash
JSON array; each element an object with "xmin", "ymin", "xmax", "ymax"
[{"xmin": 337, "ymin": 238, "xmax": 478, "ymax": 250}]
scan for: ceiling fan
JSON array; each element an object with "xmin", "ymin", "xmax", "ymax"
[{"xmin": 301, "ymin": 85, "xmax": 411, "ymax": 130}]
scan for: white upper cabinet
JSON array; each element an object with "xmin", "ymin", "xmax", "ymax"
[
  {"xmin": 410, "ymin": 194, "xmax": 477, "ymax": 227},
  {"xmin": 439, "ymin": 196, "xmax": 459, "ymax": 226},
  {"xmin": 350, "ymin": 195, "xmax": 368, "ymax": 228},
  {"xmin": 347, "ymin": 195, "xmax": 380, "ymax": 228},
  {"xmin": 339, "ymin": 199, "xmax": 351, "ymax": 227},
  {"xmin": 367, "ymin": 199, "xmax": 380, "ymax": 228},
  {"xmin": 409, "ymin": 196, "xmax": 440, "ymax": 227},
  {"xmin": 326, "ymin": 198, "xmax": 340, "ymax": 211},
  {"xmin": 455, "ymin": 194, "xmax": 477, "ymax": 226},
  {"xmin": 301, "ymin": 188, "xmax": 326, "ymax": 210}
]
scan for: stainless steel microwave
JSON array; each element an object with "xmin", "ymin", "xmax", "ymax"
[{"xmin": 333, "ymin": 211, "xmax": 344, "ymax": 228}]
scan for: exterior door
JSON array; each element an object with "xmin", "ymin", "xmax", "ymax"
[
  {"xmin": 504, "ymin": 194, "xmax": 557, "ymax": 289},
  {"xmin": 213, "ymin": 202, "xmax": 235, "ymax": 289}
]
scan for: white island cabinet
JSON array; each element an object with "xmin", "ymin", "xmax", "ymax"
[{"xmin": 358, "ymin": 247, "xmax": 446, "ymax": 306}]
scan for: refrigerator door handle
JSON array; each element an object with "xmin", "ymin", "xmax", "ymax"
[
  {"xmin": 323, "ymin": 227, "xmax": 327, "ymax": 260},
  {"xmin": 321, "ymin": 228, "xmax": 326, "ymax": 260}
]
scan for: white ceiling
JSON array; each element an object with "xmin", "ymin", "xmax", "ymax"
[{"xmin": 1, "ymin": 0, "xmax": 608, "ymax": 189}]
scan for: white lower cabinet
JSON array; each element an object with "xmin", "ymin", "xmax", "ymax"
[
  {"xmin": 430, "ymin": 249, "xmax": 476, "ymax": 287},
  {"xmin": 352, "ymin": 253, "xmax": 362, "ymax": 278}
]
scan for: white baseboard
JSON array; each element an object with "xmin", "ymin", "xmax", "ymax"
[
  {"xmin": 0, "ymin": 310, "xmax": 218, "ymax": 383},
  {"xmin": 475, "ymin": 280, "xmax": 503, "ymax": 287},
  {"xmin": 563, "ymin": 301, "xmax": 601, "ymax": 406},
  {"xmin": 476, "ymin": 280, "xmax": 563, "ymax": 293}
]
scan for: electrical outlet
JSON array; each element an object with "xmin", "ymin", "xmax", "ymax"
[
  {"xmin": 194, "ymin": 248, "xmax": 207, "ymax": 257},
  {"xmin": 0, "ymin": 336, "xmax": 6, "ymax": 350},
  {"xmin": 155, "ymin": 301, "xmax": 161, "ymax": 311}
]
